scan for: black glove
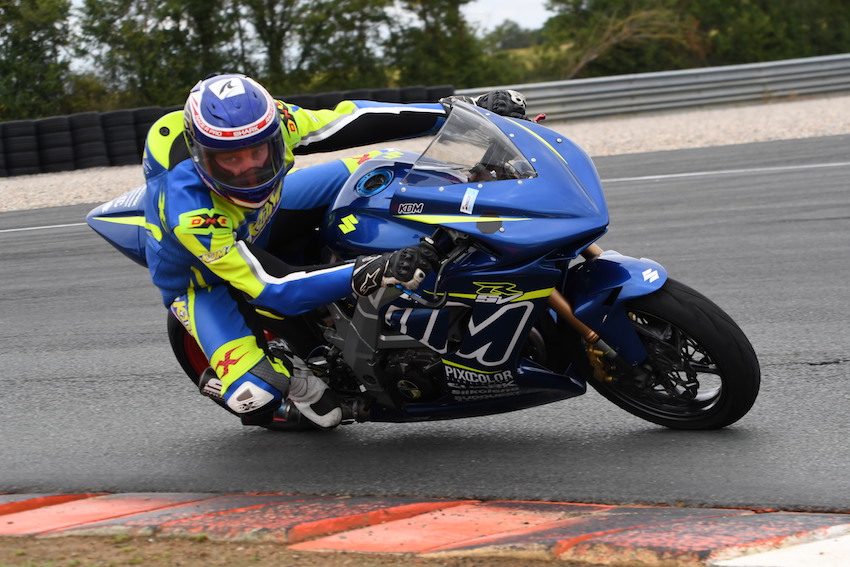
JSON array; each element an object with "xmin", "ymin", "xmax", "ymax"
[
  {"xmin": 351, "ymin": 244, "xmax": 439, "ymax": 297},
  {"xmin": 474, "ymin": 90, "xmax": 528, "ymax": 120}
]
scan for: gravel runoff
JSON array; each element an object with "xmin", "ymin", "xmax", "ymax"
[{"xmin": 2, "ymin": 93, "xmax": 849, "ymax": 213}]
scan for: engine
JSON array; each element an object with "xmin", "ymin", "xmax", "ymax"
[{"xmin": 383, "ymin": 348, "xmax": 445, "ymax": 402}]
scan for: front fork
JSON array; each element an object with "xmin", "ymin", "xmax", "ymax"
[{"xmin": 547, "ymin": 243, "xmax": 653, "ymax": 383}]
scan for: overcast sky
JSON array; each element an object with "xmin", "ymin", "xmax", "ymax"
[{"xmin": 462, "ymin": 0, "xmax": 553, "ymax": 32}]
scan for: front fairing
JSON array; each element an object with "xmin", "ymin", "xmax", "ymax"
[{"xmin": 322, "ymin": 103, "xmax": 609, "ymax": 261}]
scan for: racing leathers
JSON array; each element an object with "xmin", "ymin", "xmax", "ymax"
[{"xmin": 143, "ymin": 99, "xmax": 447, "ymax": 426}]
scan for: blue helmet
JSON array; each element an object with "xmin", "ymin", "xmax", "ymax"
[{"xmin": 183, "ymin": 74, "xmax": 287, "ymax": 209}]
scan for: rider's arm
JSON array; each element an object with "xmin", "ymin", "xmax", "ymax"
[
  {"xmin": 280, "ymin": 100, "xmax": 447, "ymax": 155},
  {"xmin": 170, "ymin": 201, "xmax": 353, "ymax": 316}
]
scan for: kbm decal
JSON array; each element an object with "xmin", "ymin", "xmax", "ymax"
[
  {"xmin": 397, "ymin": 202, "xmax": 425, "ymax": 215},
  {"xmin": 199, "ymin": 246, "xmax": 231, "ymax": 264},
  {"xmin": 248, "ymin": 190, "xmax": 280, "ymax": 239}
]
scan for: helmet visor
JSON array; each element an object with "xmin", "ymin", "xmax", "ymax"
[{"xmin": 199, "ymin": 136, "xmax": 286, "ymax": 191}]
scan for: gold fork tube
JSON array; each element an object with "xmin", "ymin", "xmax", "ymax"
[{"xmin": 548, "ymin": 289, "xmax": 599, "ymax": 344}]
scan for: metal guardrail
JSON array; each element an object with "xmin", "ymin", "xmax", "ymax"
[{"xmin": 458, "ymin": 53, "xmax": 850, "ymax": 121}]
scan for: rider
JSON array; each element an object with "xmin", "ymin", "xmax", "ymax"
[{"xmin": 142, "ymin": 73, "xmax": 527, "ymax": 429}]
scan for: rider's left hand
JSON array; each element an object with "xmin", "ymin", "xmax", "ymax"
[
  {"xmin": 474, "ymin": 90, "xmax": 528, "ymax": 120},
  {"xmin": 440, "ymin": 90, "xmax": 529, "ymax": 120}
]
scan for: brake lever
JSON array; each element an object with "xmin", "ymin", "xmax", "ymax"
[
  {"xmin": 395, "ymin": 233, "xmax": 470, "ymax": 309},
  {"xmin": 394, "ymin": 285, "xmax": 448, "ymax": 309}
]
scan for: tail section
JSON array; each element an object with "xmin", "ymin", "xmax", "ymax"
[{"xmin": 86, "ymin": 185, "xmax": 149, "ymax": 267}]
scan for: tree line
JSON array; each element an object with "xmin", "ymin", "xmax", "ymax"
[{"xmin": 2, "ymin": 0, "xmax": 849, "ymax": 121}]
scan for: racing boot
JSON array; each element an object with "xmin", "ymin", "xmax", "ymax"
[
  {"xmin": 198, "ymin": 367, "xmax": 224, "ymax": 401},
  {"xmin": 288, "ymin": 362, "xmax": 342, "ymax": 429}
]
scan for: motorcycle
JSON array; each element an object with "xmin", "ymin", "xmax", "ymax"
[{"xmin": 87, "ymin": 102, "xmax": 760, "ymax": 431}]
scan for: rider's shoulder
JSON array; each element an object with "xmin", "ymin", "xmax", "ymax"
[{"xmin": 143, "ymin": 110, "xmax": 190, "ymax": 175}]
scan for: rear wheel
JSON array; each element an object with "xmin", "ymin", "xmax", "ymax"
[{"xmin": 587, "ymin": 279, "xmax": 760, "ymax": 430}]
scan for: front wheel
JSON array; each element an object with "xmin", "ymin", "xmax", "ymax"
[{"xmin": 588, "ymin": 279, "xmax": 760, "ymax": 430}]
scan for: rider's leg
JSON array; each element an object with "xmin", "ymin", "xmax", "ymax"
[{"xmin": 171, "ymin": 285, "xmax": 341, "ymax": 428}]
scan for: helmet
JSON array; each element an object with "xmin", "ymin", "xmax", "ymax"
[{"xmin": 183, "ymin": 74, "xmax": 286, "ymax": 209}]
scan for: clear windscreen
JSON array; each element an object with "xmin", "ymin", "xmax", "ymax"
[{"xmin": 401, "ymin": 103, "xmax": 536, "ymax": 187}]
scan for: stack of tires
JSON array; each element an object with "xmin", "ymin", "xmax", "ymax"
[
  {"xmin": 69, "ymin": 112, "xmax": 111, "ymax": 170},
  {"xmin": 0, "ymin": 85, "xmax": 454, "ymax": 178},
  {"xmin": 2, "ymin": 120, "xmax": 41, "ymax": 176},
  {"xmin": 101, "ymin": 110, "xmax": 141, "ymax": 166},
  {"xmin": 36, "ymin": 116, "xmax": 75, "ymax": 173}
]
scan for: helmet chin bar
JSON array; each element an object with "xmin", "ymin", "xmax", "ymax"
[{"xmin": 206, "ymin": 180, "xmax": 277, "ymax": 210}]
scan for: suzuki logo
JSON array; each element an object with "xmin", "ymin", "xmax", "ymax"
[
  {"xmin": 338, "ymin": 214, "xmax": 358, "ymax": 234},
  {"xmin": 642, "ymin": 268, "xmax": 660, "ymax": 283}
]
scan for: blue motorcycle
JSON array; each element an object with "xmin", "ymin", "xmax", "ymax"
[{"xmin": 88, "ymin": 102, "xmax": 760, "ymax": 431}]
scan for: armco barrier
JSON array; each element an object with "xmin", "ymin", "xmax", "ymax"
[
  {"xmin": 0, "ymin": 84, "xmax": 454, "ymax": 178},
  {"xmin": 457, "ymin": 53, "xmax": 850, "ymax": 121}
]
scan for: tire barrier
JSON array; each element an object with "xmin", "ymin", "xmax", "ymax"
[
  {"xmin": 69, "ymin": 112, "xmax": 110, "ymax": 170},
  {"xmin": 0, "ymin": 85, "xmax": 454, "ymax": 178},
  {"xmin": 101, "ymin": 110, "xmax": 138, "ymax": 167},
  {"xmin": 36, "ymin": 116, "xmax": 74, "ymax": 173},
  {"xmin": 3, "ymin": 119, "xmax": 40, "ymax": 177},
  {"xmin": 0, "ymin": 128, "xmax": 5, "ymax": 178}
]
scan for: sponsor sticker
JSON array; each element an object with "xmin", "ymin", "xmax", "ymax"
[
  {"xmin": 444, "ymin": 365, "xmax": 521, "ymax": 401},
  {"xmin": 180, "ymin": 209, "xmax": 231, "ymax": 234},
  {"xmin": 397, "ymin": 202, "xmax": 425, "ymax": 215},
  {"xmin": 460, "ymin": 188, "xmax": 479, "ymax": 214}
]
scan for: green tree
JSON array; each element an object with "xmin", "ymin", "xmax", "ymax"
[
  {"xmin": 238, "ymin": 0, "xmax": 307, "ymax": 94},
  {"xmin": 537, "ymin": 0, "xmax": 704, "ymax": 79},
  {"xmin": 685, "ymin": 0, "xmax": 850, "ymax": 65},
  {"xmin": 485, "ymin": 20, "xmax": 542, "ymax": 51},
  {"xmin": 76, "ymin": 0, "xmax": 240, "ymax": 108},
  {"xmin": 0, "ymin": 0, "xmax": 72, "ymax": 120},
  {"xmin": 296, "ymin": 0, "xmax": 392, "ymax": 92},
  {"xmin": 386, "ymin": 0, "xmax": 500, "ymax": 88}
]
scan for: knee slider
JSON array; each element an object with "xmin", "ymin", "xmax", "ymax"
[{"xmin": 223, "ymin": 358, "xmax": 290, "ymax": 415}]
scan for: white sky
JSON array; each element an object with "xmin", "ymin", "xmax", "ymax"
[{"xmin": 462, "ymin": 0, "xmax": 553, "ymax": 32}]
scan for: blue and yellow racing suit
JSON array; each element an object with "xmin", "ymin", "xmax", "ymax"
[{"xmin": 142, "ymin": 99, "xmax": 446, "ymax": 423}]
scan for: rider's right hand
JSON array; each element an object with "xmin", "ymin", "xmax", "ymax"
[{"xmin": 351, "ymin": 244, "xmax": 439, "ymax": 297}]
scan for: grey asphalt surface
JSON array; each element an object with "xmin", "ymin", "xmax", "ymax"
[{"xmin": 1, "ymin": 135, "xmax": 848, "ymax": 512}]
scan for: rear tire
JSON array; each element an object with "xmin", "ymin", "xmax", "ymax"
[{"xmin": 588, "ymin": 279, "xmax": 760, "ymax": 430}]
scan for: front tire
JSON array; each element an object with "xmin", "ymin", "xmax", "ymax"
[{"xmin": 588, "ymin": 279, "xmax": 760, "ymax": 430}]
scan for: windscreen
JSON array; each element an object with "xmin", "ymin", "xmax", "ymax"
[{"xmin": 401, "ymin": 103, "xmax": 536, "ymax": 187}]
